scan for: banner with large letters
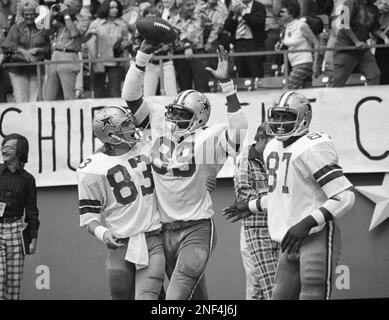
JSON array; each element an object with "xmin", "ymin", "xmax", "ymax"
[{"xmin": 1, "ymin": 85, "xmax": 388, "ymax": 187}]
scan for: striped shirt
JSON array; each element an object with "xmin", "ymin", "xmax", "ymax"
[{"xmin": 234, "ymin": 144, "xmax": 268, "ymax": 227}]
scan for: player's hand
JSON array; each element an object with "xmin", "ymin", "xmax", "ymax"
[
  {"xmin": 222, "ymin": 200, "xmax": 252, "ymax": 223},
  {"xmin": 205, "ymin": 45, "xmax": 230, "ymax": 82},
  {"xmin": 281, "ymin": 216, "xmax": 317, "ymax": 254},
  {"xmin": 103, "ymin": 231, "xmax": 124, "ymax": 250},
  {"xmin": 140, "ymin": 39, "xmax": 163, "ymax": 55},
  {"xmin": 29, "ymin": 238, "xmax": 37, "ymax": 255}
]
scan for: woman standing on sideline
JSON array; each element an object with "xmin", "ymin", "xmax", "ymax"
[
  {"xmin": 2, "ymin": 0, "xmax": 50, "ymax": 102},
  {"xmin": 0, "ymin": 134, "xmax": 40, "ymax": 300},
  {"xmin": 279, "ymin": 0, "xmax": 319, "ymax": 89},
  {"xmin": 86, "ymin": 0, "xmax": 130, "ymax": 98}
]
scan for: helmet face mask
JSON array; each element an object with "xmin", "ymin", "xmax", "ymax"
[
  {"xmin": 266, "ymin": 92, "xmax": 312, "ymax": 142},
  {"xmin": 165, "ymin": 105, "xmax": 195, "ymax": 133},
  {"xmin": 93, "ymin": 106, "xmax": 143, "ymax": 146},
  {"xmin": 165, "ymin": 90, "xmax": 211, "ymax": 134}
]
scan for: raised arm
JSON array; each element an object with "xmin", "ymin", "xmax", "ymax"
[
  {"xmin": 205, "ymin": 45, "xmax": 248, "ymax": 146},
  {"xmin": 121, "ymin": 40, "xmax": 160, "ymax": 128}
]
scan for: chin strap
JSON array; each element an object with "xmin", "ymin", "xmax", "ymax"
[{"xmin": 109, "ymin": 133, "xmax": 139, "ymax": 147}]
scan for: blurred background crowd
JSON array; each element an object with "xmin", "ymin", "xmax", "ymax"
[{"xmin": 0, "ymin": 0, "xmax": 389, "ymax": 103}]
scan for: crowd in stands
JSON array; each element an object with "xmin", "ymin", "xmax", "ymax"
[{"xmin": 0, "ymin": 0, "xmax": 389, "ymax": 103}]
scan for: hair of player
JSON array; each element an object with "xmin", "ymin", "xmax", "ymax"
[{"xmin": 2, "ymin": 133, "xmax": 30, "ymax": 165}]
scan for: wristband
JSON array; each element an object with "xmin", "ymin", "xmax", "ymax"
[
  {"xmin": 94, "ymin": 226, "xmax": 109, "ymax": 243},
  {"xmin": 248, "ymin": 199, "xmax": 260, "ymax": 215},
  {"xmin": 311, "ymin": 209, "xmax": 326, "ymax": 226},
  {"xmin": 64, "ymin": 15, "xmax": 71, "ymax": 20},
  {"xmin": 135, "ymin": 50, "xmax": 152, "ymax": 68},
  {"xmin": 220, "ymin": 80, "xmax": 237, "ymax": 97}
]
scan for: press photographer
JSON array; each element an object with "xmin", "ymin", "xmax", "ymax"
[{"xmin": 43, "ymin": 0, "xmax": 90, "ymax": 100}]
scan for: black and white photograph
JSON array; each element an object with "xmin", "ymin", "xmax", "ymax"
[{"xmin": 0, "ymin": 0, "xmax": 388, "ymax": 310}]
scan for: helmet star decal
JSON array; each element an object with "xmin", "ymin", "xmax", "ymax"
[
  {"xmin": 356, "ymin": 173, "xmax": 389, "ymax": 231},
  {"xmin": 98, "ymin": 112, "xmax": 115, "ymax": 130}
]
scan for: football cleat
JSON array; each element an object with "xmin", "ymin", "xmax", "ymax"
[
  {"xmin": 267, "ymin": 91, "xmax": 312, "ymax": 141},
  {"xmin": 93, "ymin": 106, "xmax": 143, "ymax": 145},
  {"xmin": 165, "ymin": 90, "xmax": 211, "ymax": 134}
]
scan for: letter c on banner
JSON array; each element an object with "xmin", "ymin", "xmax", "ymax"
[
  {"xmin": 0, "ymin": 108, "xmax": 22, "ymax": 137},
  {"xmin": 354, "ymin": 96, "xmax": 389, "ymax": 160}
]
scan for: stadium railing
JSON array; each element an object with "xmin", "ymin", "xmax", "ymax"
[{"xmin": 1, "ymin": 43, "xmax": 389, "ymax": 101}]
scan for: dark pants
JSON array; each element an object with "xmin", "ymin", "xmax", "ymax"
[
  {"xmin": 92, "ymin": 65, "xmax": 124, "ymax": 98},
  {"xmin": 264, "ymin": 29, "xmax": 281, "ymax": 66},
  {"xmin": 234, "ymin": 39, "xmax": 264, "ymax": 78},
  {"xmin": 174, "ymin": 56, "xmax": 210, "ymax": 92},
  {"xmin": 331, "ymin": 49, "xmax": 381, "ymax": 87},
  {"xmin": 375, "ymin": 38, "xmax": 389, "ymax": 85},
  {"xmin": 0, "ymin": 68, "xmax": 12, "ymax": 102}
]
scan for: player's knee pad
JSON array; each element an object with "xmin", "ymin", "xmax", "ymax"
[
  {"xmin": 177, "ymin": 247, "xmax": 209, "ymax": 279},
  {"xmin": 300, "ymin": 251, "xmax": 328, "ymax": 299},
  {"xmin": 300, "ymin": 251, "xmax": 327, "ymax": 285}
]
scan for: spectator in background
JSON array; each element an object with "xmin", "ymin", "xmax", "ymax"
[
  {"xmin": 258, "ymin": 0, "xmax": 281, "ymax": 72},
  {"xmin": 233, "ymin": 123, "xmax": 279, "ymax": 300},
  {"xmin": 330, "ymin": 0, "xmax": 387, "ymax": 87},
  {"xmin": 170, "ymin": 0, "xmax": 210, "ymax": 92},
  {"xmin": 375, "ymin": 0, "xmax": 389, "ymax": 84},
  {"xmin": 0, "ymin": 133, "xmax": 40, "ymax": 300},
  {"xmin": 198, "ymin": 0, "xmax": 228, "ymax": 53},
  {"xmin": 279, "ymin": 0, "xmax": 320, "ymax": 89},
  {"xmin": 86, "ymin": 0, "xmax": 130, "ymax": 98},
  {"xmin": 157, "ymin": 0, "xmax": 178, "ymax": 21},
  {"xmin": 2, "ymin": 0, "xmax": 51, "ymax": 102},
  {"xmin": 0, "ymin": 0, "xmax": 17, "ymax": 32},
  {"xmin": 322, "ymin": 0, "xmax": 345, "ymax": 73},
  {"xmin": 0, "ymin": 19, "xmax": 10, "ymax": 102},
  {"xmin": 43, "ymin": 0, "xmax": 90, "ymax": 100},
  {"xmin": 224, "ymin": 0, "xmax": 266, "ymax": 78},
  {"xmin": 121, "ymin": 0, "xmax": 139, "ymax": 35},
  {"xmin": 298, "ymin": 0, "xmax": 334, "ymax": 18},
  {"xmin": 142, "ymin": 2, "xmax": 178, "ymax": 97}
]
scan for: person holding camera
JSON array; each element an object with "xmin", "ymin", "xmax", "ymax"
[
  {"xmin": 43, "ymin": 0, "xmax": 90, "ymax": 101},
  {"xmin": 86, "ymin": 0, "xmax": 130, "ymax": 98}
]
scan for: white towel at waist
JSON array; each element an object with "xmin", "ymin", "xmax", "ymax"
[{"xmin": 125, "ymin": 232, "xmax": 149, "ymax": 270}]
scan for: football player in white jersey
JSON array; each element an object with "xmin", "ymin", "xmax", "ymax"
[
  {"xmin": 121, "ymin": 41, "xmax": 248, "ymax": 300},
  {"xmin": 223, "ymin": 91, "xmax": 355, "ymax": 299},
  {"xmin": 77, "ymin": 106, "xmax": 165, "ymax": 300}
]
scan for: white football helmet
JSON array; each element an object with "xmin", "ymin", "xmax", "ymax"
[
  {"xmin": 165, "ymin": 90, "xmax": 211, "ymax": 134},
  {"xmin": 267, "ymin": 91, "xmax": 312, "ymax": 141},
  {"xmin": 93, "ymin": 106, "xmax": 142, "ymax": 145}
]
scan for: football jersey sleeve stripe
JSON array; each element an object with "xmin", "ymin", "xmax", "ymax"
[
  {"xmin": 79, "ymin": 199, "xmax": 101, "ymax": 207},
  {"xmin": 317, "ymin": 170, "xmax": 344, "ymax": 188},
  {"xmin": 313, "ymin": 164, "xmax": 341, "ymax": 181},
  {"xmin": 80, "ymin": 207, "xmax": 101, "ymax": 215}
]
